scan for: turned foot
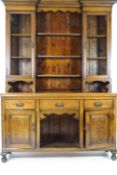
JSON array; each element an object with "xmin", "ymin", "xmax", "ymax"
[
  {"xmin": 1, "ymin": 153, "xmax": 7, "ymax": 163},
  {"xmin": 1, "ymin": 152, "xmax": 12, "ymax": 163},
  {"xmin": 111, "ymin": 151, "xmax": 116, "ymax": 161}
]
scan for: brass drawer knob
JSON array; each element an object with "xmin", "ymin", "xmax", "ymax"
[
  {"xmin": 16, "ymin": 103, "xmax": 24, "ymax": 108},
  {"xmin": 55, "ymin": 103, "xmax": 64, "ymax": 108},
  {"xmin": 94, "ymin": 102, "xmax": 102, "ymax": 107}
]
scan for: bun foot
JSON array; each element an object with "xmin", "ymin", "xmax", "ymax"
[{"xmin": 1, "ymin": 154, "xmax": 7, "ymax": 163}]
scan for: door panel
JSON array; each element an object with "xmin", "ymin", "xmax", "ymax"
[
  {"xmin": 85, "ymin": 110, "xmax": 115, "ymax": 149},
  {"xmin": 5, "ymin": 110, "xmax": 35, "ymax": 149}
]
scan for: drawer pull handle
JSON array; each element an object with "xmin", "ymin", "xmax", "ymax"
[
  {"xmin": 55, "ymin": 103, "xmax": 64, "ymax": 108},
  {"xmin": 94, "ymin": 102, "xmax": 102, "ymax": 107},
  {"xmin": 16, "ymin": 103, "xmax": 24, "ymax": 108}
]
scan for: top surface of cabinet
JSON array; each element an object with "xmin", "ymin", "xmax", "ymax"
[{"xmin": 2, "ymin": 0, "xmax": 117, "ymax": 5}]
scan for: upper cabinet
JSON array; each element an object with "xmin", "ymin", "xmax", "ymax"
[
  {"xmin": 83, "ymin": 10, "xmax": 111, "ymax": 92},
  {"xmin": 6, "ymin": 11, "xmax": 36, "ymax": 92},
  {"xmin": 3, "ymin": 0, "xmax": 115, "ymax": 93}
]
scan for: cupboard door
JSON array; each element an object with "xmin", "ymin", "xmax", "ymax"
[
  {"xmin": 83, "ymin": 13, "xmax": 111, "ymax": 93},
  {"xmin": 86, "ymin": 15, "xmax": 107, "ymax": 76},
  {"xmin": 5, "ymin": 110, "xmax": 35, "ymax": 149},
  {"xmin": 85, "ymin": 110, "xmax": 115, "ymax": 149},
  {"xmin": 6, "ymin": 12, "xmax": 36, "ymax": 93}
]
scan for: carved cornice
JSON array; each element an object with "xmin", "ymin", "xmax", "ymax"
[
  {"xmin": 2, "ymin": 0, "xmax": 37, "ymax": 11},
  {"xmin": 40, "ymin": 111, "xmax": 79, "ymax": 120},
  {"xmin": 2, "ymin": 0, "xmax": 116, "ymax": 11},
  {"xmin": 2, "ymin": 0, "xmax": 117, "ymax": 4},
  {"xmin": 37, "ymin": 0, "xmax": 81, "ymax": 12},
  {"xmin": 80, "ymin": 0, "xmax": 117, "ymax": 7}
]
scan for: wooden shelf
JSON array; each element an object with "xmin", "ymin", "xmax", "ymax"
[
  {"xmin": 36, "ymin": 75, "xmax": 82, "ymax": 78},
  {"xmin": 87, "ymin": 35, "xmax": 107, "ymax": 38},
  {"xmin": 37, "ymin": 33, "xmax": 82, "ymax": 37},
  {"xmin": 7, "ymin": 76, "xmax": 33, "ymax": 82},
  {"xmin": 87, "ymin": 57, "xmax": 107, "ymax": 60},
  {"xmin": 37, "ymin": 90, "xmax": 81, "ymax": 93},
  {"xmin": 37, "ymin": 55, "xmax": 82, "ymax": 59},
  {"xmin": 11, "ymin": 34, "xmax": 31, "ymax": 37},
  {"xmin": 40, "ymin": 142, "xmax": 80, "ymax": 148},
  {"xmin": 11, "ymin": 56, "xmax": 31, "ymax": 59},
  {"xmin": 84, "ymin": 76, "xmax": 109, "ymax": 82}
]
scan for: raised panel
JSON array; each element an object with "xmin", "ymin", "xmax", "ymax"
[
  {"xmin": 85, "ymin": 110, "xmax": 115, "ymax": 149},
  {"xmin": 5, "ymin": 110, "xmax": 35, "ymax": 149}
]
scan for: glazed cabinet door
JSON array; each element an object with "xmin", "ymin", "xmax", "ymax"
[
  {"xmin": 6, "ymin": 12, "xmax": 35, "ymax": 92},
  {"xmin": 85, "ymin": 110, "xmax": 115, "ymax": 149},
  {"xmin": 83, "ymin": 13, "xmax": 111, "ymax": 92},
  {"xmin": 4, "ymin": 110, "xmax": 35, "ymax": 149}
]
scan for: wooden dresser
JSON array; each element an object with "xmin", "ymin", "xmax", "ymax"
[{"xmin": 1, "ymin": 0, "xmax": 117, "ymax": 162}]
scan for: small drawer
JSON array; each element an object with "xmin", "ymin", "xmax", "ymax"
[
  {"xmin": 40, "ymin": 100, "xmax": 79, "ymax": 110},
  {"xmin": 5, "ymin": 100, "xmax": 35, "ymax": 110},
  {"xmin": 84, "ymin": 100, "xmax": 113, "ymax": 110}
]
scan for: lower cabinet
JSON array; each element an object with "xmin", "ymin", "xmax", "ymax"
[
  {"xmin": 1, "ymin": 96, "xmax": 116, "ymax": 161},
  {"xmin": 85, "ymin": 110, "xmax": 115, "ymax": 149},
  {"xmin": 4, "ymin": 110, "xmax": 35, "ymax": 149}
]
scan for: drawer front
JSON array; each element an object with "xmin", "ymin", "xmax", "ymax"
[
  {"xmin": 5, "ymin": 100, "xmax": 35, "ymax": 110},
  {"xmin": 40, "ymin": 100, "xmax": 79, "ymax": 110},
  {"xmin": 84, "ymin": 100, "xmax": 113, "ymax": 110}
]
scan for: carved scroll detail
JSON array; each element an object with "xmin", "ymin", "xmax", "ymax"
[{"xmin": 40, "ymin": 112, "xmax": 79, "ymax": 120}]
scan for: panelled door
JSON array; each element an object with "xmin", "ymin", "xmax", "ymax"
[
  {"xmin": 4, "ymin": 110, "xmax": 35, "ymax": 149},
  {"xmin": 85, "ymin": 110, "xmax": 115, "ymax": 149}
]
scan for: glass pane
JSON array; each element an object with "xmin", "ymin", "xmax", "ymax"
[
  {"xmin": 87, "ymin": 15, "xmax": 107, "ymax": 76},
  {"xmin": 10, "ymin": 14, "xmax": 32, "ymax": 76},
  {"xmin": 11, "ymin": 59, "xmax": 32, "ymax": 75},
  {"xmin": 87, "ymin": 59, "xmax": 107, "ymax": 75},
  {"xmin": 11, "ymin": 14, "xmax": 31, "ymax": 34},
  {"xmin": 11, "ymin": 37, "xmax": 31, "ymax": 58},
  {"xmin": 87, "ymin": 16, "xmax": 107, "ymax": 35},
  {"xmin": 87, "ymin": 38, "xmax": 107, "ymax": 58}
]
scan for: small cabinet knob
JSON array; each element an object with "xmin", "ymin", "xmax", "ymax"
[
  {"xmin": 16, "ymin": 103, "xmax": 24, "ymax": 108},
  {"xmin": 55, "ymin": 103, "xmax": 64, "ymax": 108},
  {"xmin": 94, "ymin": 102, "xmax": 102, "ymax": 107}
]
